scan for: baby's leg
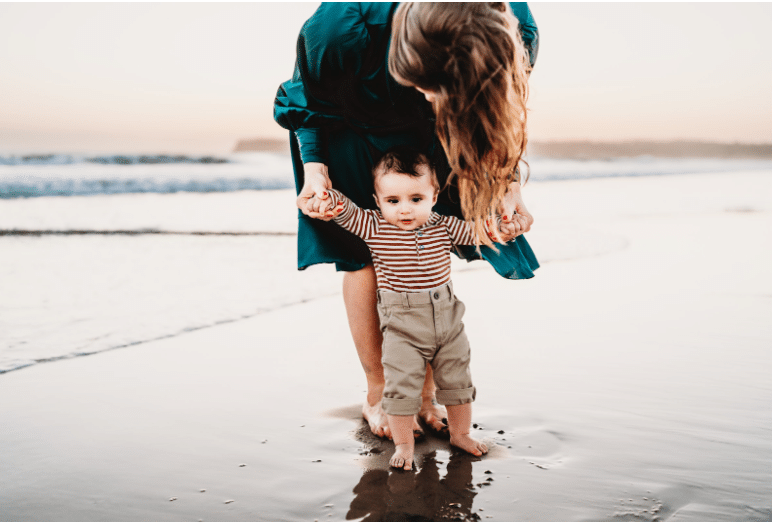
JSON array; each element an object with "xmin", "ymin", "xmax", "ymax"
[
  {"xmin": 388, "ymin": 414, "xmax": 415, "ymax": 470},
  {"xmin": 446, "ymin": 404, "xmax": 488, "ymax": 457}
]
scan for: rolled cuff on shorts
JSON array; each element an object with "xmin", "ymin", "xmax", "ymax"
[
  {"xmin": 382, "ymin": 396, "xmax": 422, "ymax": 416},
  {"xmin": 435, "ymin": 386, "xmax": 476, "ymax": 406}
]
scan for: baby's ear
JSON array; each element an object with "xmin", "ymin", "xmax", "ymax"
[
  {"xmin": 373, "ymin": 194, "xmax": 380, "ymax": 208},
  {"xmin": 432, "ymin": 191, "xmax": 439, "ymax": 205}
]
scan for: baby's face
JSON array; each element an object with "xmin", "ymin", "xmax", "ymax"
[{"xmin": 374, "ymin": 165, "xmax": 438, "ymax": 231}]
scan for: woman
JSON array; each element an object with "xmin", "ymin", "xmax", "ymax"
[{"xmin": 274, "ymin": 2, "xmax": 539, "ymax": 438}]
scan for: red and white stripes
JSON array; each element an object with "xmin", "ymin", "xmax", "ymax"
[{"xmin": 328, "ymin": 189, "xmax": 476, "ymax": 292}]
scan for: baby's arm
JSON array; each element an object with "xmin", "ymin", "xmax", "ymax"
[
  {"xmin": 443, "ymin": 215, "xmax": 503, "ymax": 246},
  {"xmin": 324, "ymin": 189, "xmax": 378, "ymax": 240}
]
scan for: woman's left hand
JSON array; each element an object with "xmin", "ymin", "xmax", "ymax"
[{"xmin": 496, "ymin": 182, "xmax": 534, "ymax": 242}]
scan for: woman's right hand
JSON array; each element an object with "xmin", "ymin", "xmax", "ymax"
[
  {"xmin": 297, "ymin": 162, "xmax": 335, "ymax": 220},
  {"xmin": 496, "ymin": 181, "xmax": 534, "ymax": 241}
]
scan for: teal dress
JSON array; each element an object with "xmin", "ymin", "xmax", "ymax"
[{"xmin": 274, "ymin": 2, "xmax": 540, "ymax": 279}]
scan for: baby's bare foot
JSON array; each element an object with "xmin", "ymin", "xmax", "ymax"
[
  {"xmin": 363, "ymin": 400, "xmax": 391, "ymax": 439},
  {"xmin": 389, "ymin": 443, "xmax": 414, "ymax": 471},
  {"xmin": 450, "ymin": 433, "xmax": 488, "ymax": 457}
]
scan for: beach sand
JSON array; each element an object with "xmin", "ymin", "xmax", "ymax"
[{"xmin": 1, "ymin": 171, "xmax": 771, "ymax": 521}]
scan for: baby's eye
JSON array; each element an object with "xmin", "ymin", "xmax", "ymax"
[
  {"xmin": 387, "ymin": 198, "xmax": 399, "ymax": 204},
  {"xmin": 412, "ymin": 197, "xmax": 423, "ymax": 203}
]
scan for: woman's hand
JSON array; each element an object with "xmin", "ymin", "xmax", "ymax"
[
  {"xmin": 297, "ymin": 162, "xmax": 336, "ymax": 220},
  {"xmin": 496, "ymin": 182, "xmax": 534, "ymax": 242}
]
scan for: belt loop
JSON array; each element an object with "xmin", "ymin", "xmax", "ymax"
[
  {"xmin": 401, "ymin": 292, "xmax": 410, "ymax": 309},
  {"xmin": 376, "ymin": 290, "xmax": 382, "ymax": 304},
  {"xmin": 447, "ymin": 281, "xmax": 454, "ymax": 298}
]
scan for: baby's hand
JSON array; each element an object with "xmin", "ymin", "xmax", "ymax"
[
  {"xmin": 308, "ymin": 194, "xmax": 331, "ymax": 215},
  {"xmin": 308, "ymin": 194, "xmax": 344, "ymax": 220}
]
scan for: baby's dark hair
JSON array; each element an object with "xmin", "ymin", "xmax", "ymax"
[{"xmin": 372, "ymin": 146, "xmax": 440, "ymax": 192}]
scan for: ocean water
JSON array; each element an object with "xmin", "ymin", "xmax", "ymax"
[
  {"xmin": 1, "ymin": 153, "xmax": 771, "ymax": 374},
  {"xmin": 0, "ymin": 152, "xmax": 294, "ymax": 198},
  {"xmin": 3, "ymin": 152, "xmax": 772, "ymax": 198}
]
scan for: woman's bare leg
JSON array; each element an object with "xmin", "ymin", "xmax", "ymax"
[
  {"xmin": 420, "ymin": 372, "xmax": 449, "ymax": 434},
  {"xmin": 342, "ymin": 265, "xmax": 423, "ymax": 438},
  {"xmin": 342, "ymin": 266, "xmax": 388, "ymax": 437}
]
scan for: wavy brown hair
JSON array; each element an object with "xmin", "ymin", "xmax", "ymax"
[{"xmin": 389, "ymin": 2, "xmax": 531, "ymax": 246}]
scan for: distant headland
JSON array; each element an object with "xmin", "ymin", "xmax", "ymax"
[
  {"xmin": 527, "ymin": 140, "xmax": 772, "ymax": 160},
  {"xmin": 233, "ymin": 138, "xmax": 290, "ymax": 154},
  {"xmin": 233, "ymin": 138, "xmax": 772, "ymax": 160}
]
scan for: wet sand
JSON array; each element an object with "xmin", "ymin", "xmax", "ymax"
[{"xmin": 1, "ymin": 171, "xmax": 771, "ymax": 521}]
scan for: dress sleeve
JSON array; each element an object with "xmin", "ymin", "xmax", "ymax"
[
  {"xmin": 510, "ymin": 2, "xmax": 539, "ymax": 69},
  {"xmin": 328, "ymin": 189, "xmax": 378, "ymax": 240},
  {"xmin": 273, "ymin": 3, "xmax": 371, "ymax": 165}
]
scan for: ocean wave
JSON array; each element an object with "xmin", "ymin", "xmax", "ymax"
[
  {"xmin": 1, "ymin": 153, "xmax": 771, "ymax": 199},
  {"xmin": 0, "ymin": 152, "xmax": 294, "ymax": 198},
  {"xmin": 527, "ymin": 156, "xmax": 772, "ymax": 182},
  {"xmin": 0, "ymin": 175, "xmax": 294, "ymax": 198},
  {"xmin": 0, "ymin": 153, "xmax": 230, "ymax": 166}
]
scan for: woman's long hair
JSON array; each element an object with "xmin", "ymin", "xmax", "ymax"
[{"xmin": 389, "ymin": 2, "xmax": 531, "ymax": 246}]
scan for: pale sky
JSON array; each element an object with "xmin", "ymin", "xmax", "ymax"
[{"xmin": 1, "ymin": 2, "xmax": 771, "ymax": 154}]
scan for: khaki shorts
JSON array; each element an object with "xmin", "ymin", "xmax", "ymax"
[{"xmin": 377, "ymin": 283, "xmax": 476, "ymax": 416}]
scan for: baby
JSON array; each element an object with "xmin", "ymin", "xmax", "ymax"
[{"xmin": 313, "ymin": 148, "xmax": 490, "ymax": 470}]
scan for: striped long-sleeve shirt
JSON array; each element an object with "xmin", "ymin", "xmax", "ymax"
[{"xmin": 327, "ymin": 189, "xmax": 477, "ymax": 292}]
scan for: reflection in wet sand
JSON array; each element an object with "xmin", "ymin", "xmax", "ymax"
[
  {"xmin": 347, "ymin": 450, "xmax": 481, "ymax": 522},
  {"xmin": 340, "ymin": 420, "xmax": 498, "ymax": 522}
]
